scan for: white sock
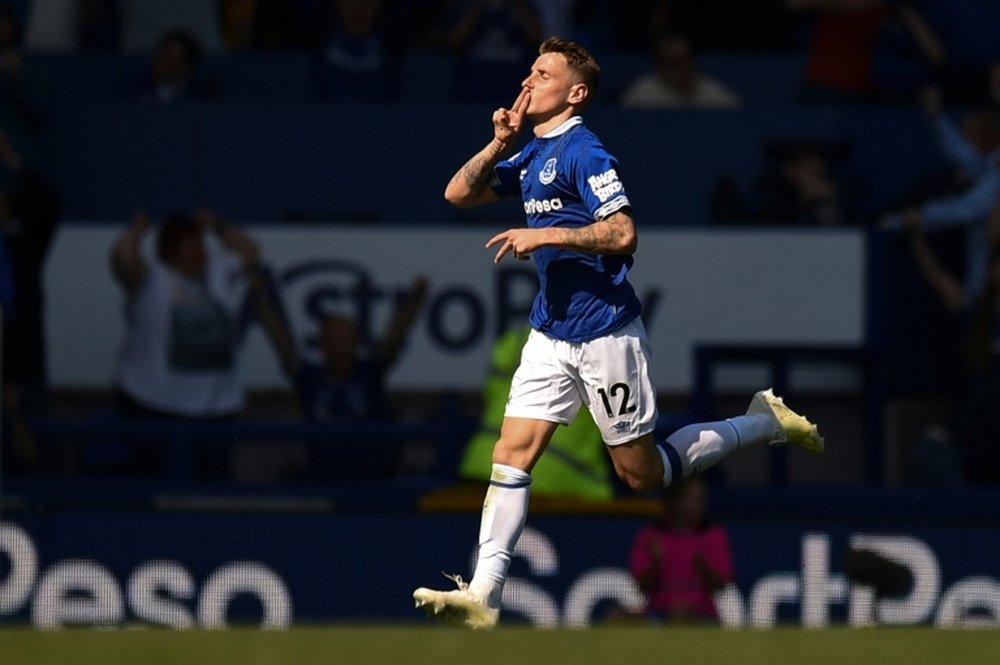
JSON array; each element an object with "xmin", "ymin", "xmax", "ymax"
[
  {"xmin": 657, "ymin": 415, "xmax": 774, "ymax": 486},
  {"xmin": 726, "ymin": 413, "xmax": 781, "ymax": 446},
  {"xmin": 469, "ymin": 463, "xmax": 531, "ymax": 608}
]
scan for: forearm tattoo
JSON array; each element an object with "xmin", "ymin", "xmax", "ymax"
[
  {"xmin": 557, "ymin": 213, "xmax": 635, "ymax": 254},
  {"xmin": 460, "ymin": 153, "xmax": 493, "ymax": 190},
  {"xmin": 452, "ymin": 140, "xmax": 506, "ymax": 193},
  {"xmin": 562, "ymin": 224, "xmax": 601, "ymax": 251}
]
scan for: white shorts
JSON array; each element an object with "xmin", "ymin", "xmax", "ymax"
[{"xmin": 505, "ymin": 317, "xmax": 659, "ymax": 445}]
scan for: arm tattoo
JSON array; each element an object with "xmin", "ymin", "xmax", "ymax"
[
  {"xmin": 554, "ymin": 212, "xmax": 636, "ymax": 254},
  {"xmin": 602, "ymin": 213, "xmax": 636, "ymax": 252},
  {"xmin": 569, "ymin": 224, "xmax": 601, "ymax": 252},
  {"xmin": 460, "ymin": 153, "xmax": 493, "ymax": 190},
  {"xmin": 451, "ymin": 140, "xmax": 507, "ymax": 193}
]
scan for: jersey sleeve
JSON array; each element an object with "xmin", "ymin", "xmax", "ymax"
[
  {"xmin": 573, "ymin": 140, "xmax": 631, "ymax": 220},
  {"xmin": 489, "ymin": 151, "xmax": 524, "ymax": 200}
]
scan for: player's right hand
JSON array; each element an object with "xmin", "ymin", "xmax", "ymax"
[{"xmin": 493, "ymin": 87, "xmax": 530, "ymax": 143}]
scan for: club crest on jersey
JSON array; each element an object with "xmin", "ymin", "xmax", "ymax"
[{"xmin": 539, "ymin": 158, "xmax": 558, "ymax": 185}]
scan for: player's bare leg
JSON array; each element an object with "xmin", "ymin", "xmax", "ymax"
[{"xmin": 413, "ymin": 417, "xmax": 558, "ymax": 629}]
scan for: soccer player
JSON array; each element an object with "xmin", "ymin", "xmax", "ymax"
[{"xmin": 413, "ymin": 37, "xmax": 824, "ymax": 629}]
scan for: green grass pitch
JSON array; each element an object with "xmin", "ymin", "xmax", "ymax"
[{"xmin": 2, "ymin": 626, "xmax": 999, "ymax": 665}]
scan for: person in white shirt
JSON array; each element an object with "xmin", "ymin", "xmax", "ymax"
[
  {"xmin": 110, "ymin": 209, "xmax": 260, "ymax": 419},
  {"xmin": 620, "ymin": 33, "xmax": 740, "ymax": 109}
]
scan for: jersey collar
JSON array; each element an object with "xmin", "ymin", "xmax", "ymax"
[{"xmin": 540, "ymin": 116, "xmax": 583, "ymax": 139}]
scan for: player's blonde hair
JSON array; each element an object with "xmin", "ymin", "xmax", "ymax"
[{"xmin": 539, "ymin": 36, "xmax": 600, "ymax": 101}]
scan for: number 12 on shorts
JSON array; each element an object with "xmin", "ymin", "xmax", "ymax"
[{"xmin": 597, "ymin": 382, "xmax": 637, "ymax": 418}]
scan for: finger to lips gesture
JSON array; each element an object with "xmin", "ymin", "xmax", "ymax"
[
  {"xmin": 486, "ymin": 228, "xmax": 541, "ymax": 264},
  {"xmin": 492, "ymin": 87, "xmax": 530, "ymax": 143}
]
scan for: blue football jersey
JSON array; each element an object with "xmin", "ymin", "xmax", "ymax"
[{"xmin": 490, "ymin": 116, "xmax": 642, "ymax": 342}]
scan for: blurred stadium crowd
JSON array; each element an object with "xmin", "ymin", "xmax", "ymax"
[
  {"xmin": 5, "ymin": 0, "xmax": 996, "ymax": 103},
  {"xmin": 2, "ymin": 0, "xmax": 1000, "ymax": 494}
]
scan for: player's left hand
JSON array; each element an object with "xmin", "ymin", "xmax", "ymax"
[{"xmin": 486, "ymin": 228, "xmax": 545, "ymax": 263}]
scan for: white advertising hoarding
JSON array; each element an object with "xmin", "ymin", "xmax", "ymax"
[{"xmin": 45, "ymin": 226, "xmax": 864, "ymax": 391}]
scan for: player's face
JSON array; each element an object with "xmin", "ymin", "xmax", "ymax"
[{"xmin": 521, "ymin": 53, "xmax": 586, "ymax": 119}]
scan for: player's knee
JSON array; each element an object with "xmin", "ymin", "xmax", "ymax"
[{"xmin": 491, "ymin": 437, "xmax": 535, "ymax": 472}]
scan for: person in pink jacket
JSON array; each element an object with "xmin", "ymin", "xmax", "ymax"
[{"xmin": 629, "ymin": 475, "xmax": 734, "ymax": 623}]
